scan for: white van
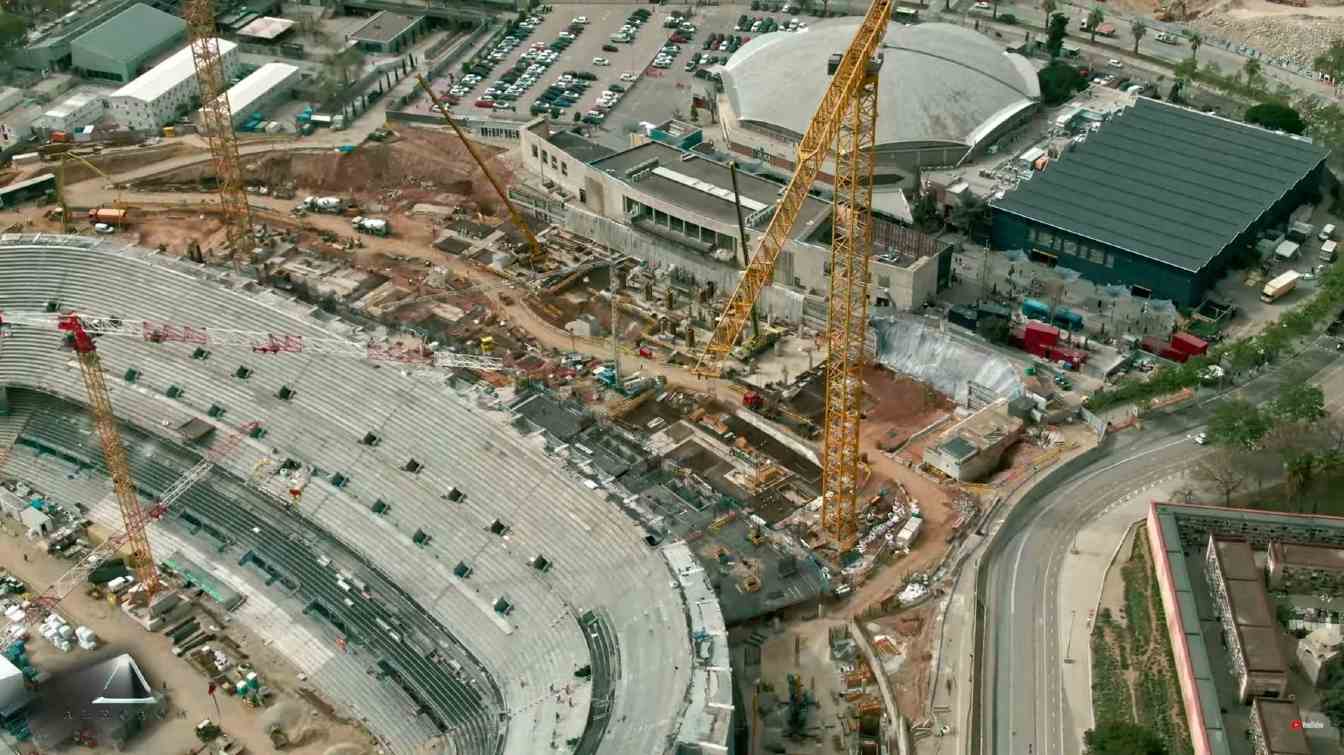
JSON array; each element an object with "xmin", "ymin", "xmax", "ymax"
[{"xmin": 1319, "ymin": 223, "xmax": 1335, "ymax": 241}]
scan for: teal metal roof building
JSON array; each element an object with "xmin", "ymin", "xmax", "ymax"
[
  {"xmin": 991, "ymin": 98, "xmax": 1329, "ymax": 306},
  {"xmin": 71, "ymin": 3, "xmax": 187, "ymax": 83}
]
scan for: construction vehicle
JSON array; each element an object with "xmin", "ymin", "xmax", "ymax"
[
  {"xmin": 416, "ymin": 75, "xmax": 547, "ymax": 267},
  {"xmin": 351, "ymin": 216, "xmax": 389, "ymax": 237},
  {"xmin": 1261, "ymin": 270, "xmax": 1300, "ymax": 303},
  {"xmin": 87, "ymin": 207, "xmax": 130, "ymax": 226},
  {"xmin": 56, "ymin": 151, "xmax": 132, "ymax": 234},
  {"xmin": 302, "ymin": 196, "xmax": 345, "ymax": 214},
  {"xmin": 742, "ymin": 388, "xmax": 819, "ymax": 438},
  {"xmin": 692, "ymin": 0, "xmax": 891, "ymax": 546},
  {"xmin": 185, "ymin": 0, "xmax": 253, "ymax": 268}
]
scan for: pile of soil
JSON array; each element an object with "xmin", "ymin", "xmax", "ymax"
[{"xmin": 246, "ymin": 128, "xmax": 514, "ymax": 213}]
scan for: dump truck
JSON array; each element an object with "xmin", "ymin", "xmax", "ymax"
[
  {"xmin": 1261, "ymin": 270, "xmax": 1301, "ymax": 303},
  {"xmin": 302, "ymin": 196, "xmax": 344, "ymax": 214},
  {"xmin": 87, "ymin": 207, "xmax": 130, "ymax": 226},
  {"xmin": 352, "ymin": 217, "xmax": 389, "ymax": 237}
]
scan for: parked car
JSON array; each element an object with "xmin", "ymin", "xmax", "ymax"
[
  {"xmin": 593, "ymin": 57, "xmax": 610, "ymax": 66},
  {"xmin": 602, "ymin": 44, "xmax": 619, "ymax": 52}
]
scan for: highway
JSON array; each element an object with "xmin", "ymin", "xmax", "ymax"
[{"xmin": 982, "ymin": 336, "xmax": 1344, "ymax": 755}]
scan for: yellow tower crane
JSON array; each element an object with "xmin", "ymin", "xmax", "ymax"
[
  {"xmin": 56, "ymin": 151, "xmax": 130, "ymax": 234},
  {"xmin": 184, "ymin": 0, "xmax": 253, "ymax": 268},
  {"xmin": 693, "ymin": 0, "xmax": 892, "ymax": 546}
]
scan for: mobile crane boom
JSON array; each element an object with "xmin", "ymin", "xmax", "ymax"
[{"xmin": 416, "ymin": 75, "xmax": 546, "ymax": 266}]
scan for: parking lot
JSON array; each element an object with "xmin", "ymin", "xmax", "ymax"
[{"xmin": 407, "ymin": 3, "xmax": 845, "ymax": 146}]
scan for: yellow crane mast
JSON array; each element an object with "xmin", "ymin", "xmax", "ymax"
[
  {"xmin": 693, "ymin": 0, "xmax": 892, "ymax": 545},
  {"xmin": 57, "ymin": 315, "xmax": 161, "ymax": 595},
  {"xmin": 184, "ymin": 0, "xmax": 253, "ymax": 266},
  {"xmin": 416, "ymin": 75, "xmax": 546, "ymax": 267}
]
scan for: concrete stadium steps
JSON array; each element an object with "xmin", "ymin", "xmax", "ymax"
[
  {"xmin": 12, "ymin": 393, "xmax": 501, "ymax": 753},
  {"xmin": 0, "ymin": 239, "xmax": 695, "ymax": 755}
]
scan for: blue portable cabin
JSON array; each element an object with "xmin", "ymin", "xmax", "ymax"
[{"xmin": 1021, "ymin": 298, "xmax": 1051, "ymax": 322}]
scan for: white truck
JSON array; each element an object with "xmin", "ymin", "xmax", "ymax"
[
  {"xmin": 302, "ymin": 196, "xmax": 345, "ymax": 214},
  {"xmin": 1261, "ymin": 270, "xmax": 1301, "ymax": 303},
  {"xmin": 352, "ymin": 216, "xmax": 389, "ymax": 237}
]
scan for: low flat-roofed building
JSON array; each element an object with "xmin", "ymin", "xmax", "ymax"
[
  {"xmin": 347, "ymin": 11, "xmax": 424, "ymax": 54},
  {"xmin": 1267, "ymin": 541, "xmax": 1344, "ymax": 593},
  {"xmin": 236, "ymin": 16, "xmax": 295, "ymax": 42},
  {"xmin": 1205, "ymin": 536, "xmax": 1289, "ymax": 702},
  {"xmin": 32, "ymin": 92, "xmax": 105, "ymax": 134},
  {"xmin": 1249, "ymin": 697, "xmax": 1311, "ymax": 755},
  {"xmin": 922, "ymin": 398, "xmax": 1024, "ymax": 482},
  {"xmin": 198, "ymin": 61, "xmax": 299, "ymax": 128},
  {"xmin": 110, "ymin": 39, "xmax": 240, "ymax": 132},
  {"xmin": 1296, "ymin": 624, "xmax": 1343, "ymax": 688}
]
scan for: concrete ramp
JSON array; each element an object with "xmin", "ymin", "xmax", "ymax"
[{"xmin": 872, "ymin": 315, "xmax": 1021, "ymax": 404}]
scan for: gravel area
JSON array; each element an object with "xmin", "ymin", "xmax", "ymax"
[{"xmin": 1193, "ymin": 12, "xmax": 1344, "ymax": 68}]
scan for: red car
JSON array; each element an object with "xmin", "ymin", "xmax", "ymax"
[
  {"xmin": 670, "ymin": 34, "xmax": 689, "ymax": 44},
  {"xmin": 474, "ymin": 99, "xmax": 494, "ymax": 109}
]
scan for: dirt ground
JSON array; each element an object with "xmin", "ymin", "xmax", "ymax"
[
  {"xmin": 0, "ymin": 522, "xmax": 374, "ymax": 755},
  {"xmin": 869, "ymin": 602, "xmax": 939, "ymax": 720}
]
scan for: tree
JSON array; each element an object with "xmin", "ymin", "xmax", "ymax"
[
  {"xmin": 1242, "ymin": 57, "xmax": 1264, "ymax": 90},
  {"xmin": 1325, "ymin": 684, "xmax": 1344, "ymax": 733},
  {"xmin": 1192, "ymin": 448, "xmax": 1249, "ymax": 506},
  {"xmin": 1314, "ymin": 38, "xmax": 1344, "ymax": 90},
  {"xmin": 1131, "ymin": 18, "xmax": 1147, "ymax": 55},
  {"xmin": 1245, "ymin": 102, "xmax": 1306, "ymax": 135},
  {"xmin": 1173, "ymin": 56, "xmax": 1199, "ymax": 82},
  {"xmin": 0, "ymin": 11, "xmax": 25, "ymax": 56},
  {"xmin": 977, "ymin": 316, "xmax": 1011, "ymax": 344},
  {"xmin": 911, "ymin": 191, "xmax": 941, "ymax": 233},
  {"xmin": 950, "ymin": 195, "xmax": 990, "ymax": 241},
  {"xmin": 1273, "ymin": 378, "xmax": 1326, "ymax": 424},
  {"xmin": 1189, "ymin": 31, "xmax": 1202, "ymax": 63},
  {"xmin": 1038, "ymin": 61, "xmax": 1087, "ymax": 105},
  {"xmin": 1207, "ymin": 399, "xmax": 1270, "ymax": 450},
  {"xmin": 1083, "ymin": 721, "xmax": 1167, "ymax": 755},
  {"xmin": 1086, "ymin": 6, "xmax": 1104, "ymax": 44},
  {"xmin": 1046, "ymin": 13, "xmax": 1068, "ymax": 59},
  {"xmin": 1041, "ymin": 0, "xmax": 1057, "ymax": 16}
]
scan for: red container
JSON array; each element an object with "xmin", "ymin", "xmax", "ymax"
[
  {"xmin": 1047, "ymin": 345, "xmax": 1087, "ymax": 367},
  {"xmin": 1160, "ymin": 346, "xmax": 1189, "ymax": 363},
  {"xmin": 1024, "ymin": 322, "xmax": 1059, "ymax": 350},
  {"xmin": 1171, "ymin": 332, "xmax": 1208, "ymax": 356}
]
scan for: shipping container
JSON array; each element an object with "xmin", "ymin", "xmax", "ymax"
[
  {"xmin": 947, "ymin": 305, "xmax": 978, "ymax": 331},
  {"xmin": 1021, "ymin": 298, "xmax": 1051, "ymax": 322},
  {"xmin": 1051, "ymin": 307, "xmax": 1083, "ymax": 332},
  {"xmin": 1170, "ymin": 332, "xmax": 1208, "ymax": 356}
]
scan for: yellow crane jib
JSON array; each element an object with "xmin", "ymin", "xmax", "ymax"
[
  {"xmin": 690, "ymin": 0, "xmax": 893, "ymax": 380},
  {"xmin": 694, "ymin": 0, "xmax": 893, "ymax": 546}
]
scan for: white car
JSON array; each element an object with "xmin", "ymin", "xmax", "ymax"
[
  {"xmin": 1107, "ymin": 58, "xmax": 1124, "ymax": 68},
  {"xmin": 593, "ymin": 57, "xmax": 610, "ymax": 66},
  {"xmin": 572, "ymin": 15, "xmax": 588, "ymax": 24},
  {"xmin": 1193, "ymin": 432, "xmax": 1208, "ymax": 445},
  {"xmin": 620, "ymin": 72, "xmax": 638, "ymax": 82},
  {"xmin": 93, "ymin": 223, "xmax": 115, "ymax": 234}
]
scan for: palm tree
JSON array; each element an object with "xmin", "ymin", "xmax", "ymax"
[
  {"xmin": 1243, "ymin": 57, "xmax": 1263, "ymax": 89},
  {"xmin": 1087, "ymin": 6, "xmax": 1104, "ymax": 44},
  {"xmin": 1131, "ymin": 18, "xmax": 1147, "ymax": 55},
  {"xmin": 1189, "ymin": 31, "xmax": 1202, "ymax": 63}
]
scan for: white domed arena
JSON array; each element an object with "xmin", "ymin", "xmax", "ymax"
[{"xmin": 720, "ymin": 20, "xmax": 1040, "ymax": 179}]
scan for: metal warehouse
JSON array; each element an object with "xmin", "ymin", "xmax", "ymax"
[
  {"xmin": 990, "ymin": 98, "xmax": 1329, "ymax": 306},
  {"xmin": 70, "ymin": 3, "xmax": 187, "ymax": 83}
]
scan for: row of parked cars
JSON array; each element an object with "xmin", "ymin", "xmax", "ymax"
[{"xmin": 733, "ymin": 14, "xmax": 807, "ymax": 34}]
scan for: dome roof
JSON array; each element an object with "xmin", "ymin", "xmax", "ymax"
[{"xmin": 722, "ymin": 21, "xmax": 1040, "ymax": 149}]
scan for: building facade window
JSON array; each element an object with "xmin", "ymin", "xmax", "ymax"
[
  {"xmin": 561, "ymin": 162, "xmax": 568, "ymax": 176},
  {"xmin": 530, "ymin": 144, "xmax": 538, "ymax": 158},
  {"xmin": 579, "ymin": 188, "xmax": 587, "ymax": 203}
]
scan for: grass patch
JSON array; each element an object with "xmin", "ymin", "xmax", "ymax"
[{"xmin": 1089, "ymin": 529, "xmax": 1195, "ymax": 755}]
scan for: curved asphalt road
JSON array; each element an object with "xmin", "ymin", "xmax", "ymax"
[{"xmin": 982, "ymin": 337, "xmax": 1344, "ymax": 755}]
